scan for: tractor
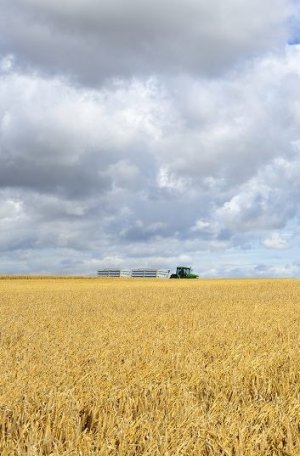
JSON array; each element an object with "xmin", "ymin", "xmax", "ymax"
[{"xmin": 170, "ymin": 266, "xmax": 198, "ymax": 279}]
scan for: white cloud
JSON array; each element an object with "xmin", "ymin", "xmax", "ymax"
[
  {"xmin": 1, "ymin": 47, "xmax": 300, "ymax": 272},
  {"xmin": 0, "ymin": 1, "xmax": 300, "ymax": 275},
  {"xmin": 263, "ymin": 233, "xmax": 290, "ymax": 249},
  {"xmin": 0, "ymin": 54, "xmax": 14, "ymax": 72},
  {"xmin": 191, "ymin": 220, "xmax": 212, "ymax": 233}
]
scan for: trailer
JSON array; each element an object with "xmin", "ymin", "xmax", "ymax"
[
  {"xmin": 97, "ymin": 269, "xmax": 131, "ymax": 278},
  {"xmin": 97, "ymin": 268, "xmax": 170, "ymax": 278}
]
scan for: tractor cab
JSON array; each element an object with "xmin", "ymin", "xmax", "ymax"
[
  {"xmin": 176, "ymin": 266, "xmax": 191, "ymax": 278},
  {"xmin": 170, "ymin": 266, "xmax": 198, "ymax": 279}
]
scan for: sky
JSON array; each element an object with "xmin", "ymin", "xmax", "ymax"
[{"xmin": 1, "ymin": 0, "xmax": 300, "ymax": 277}]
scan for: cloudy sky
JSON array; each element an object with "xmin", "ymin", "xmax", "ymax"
[{"xmin": 1, "ymin": 0, "xmax": 300, "ymax": 276}]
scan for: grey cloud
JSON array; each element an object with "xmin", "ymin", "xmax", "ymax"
[
  {"xmin": 0, "ymin": 0, "xmax": 295, "ymax": 83},
  {"xmin": 0, "ymin": 157, "xmax": 111, "ymax": 198},
  {"xmin": 159, "ymin": 54, "xmax": 300, "ymax": 189},
  {"xmin": 0, "ymin": 74, "xmax": 165, "ymax": 199},
  {"xmin": 2, "ymin": 50, "xmax": 300, "ymax": 258},
  {"xmin": 1, "ymin": 3, "xmax": 300, "ymax": 275},
  {"xmin": 215, "ymin": 154, "xmax": 300, "ymax": 233},
  {"xmin": 120, "ymin": 220, "xmax": 169, "ymax": 242}
]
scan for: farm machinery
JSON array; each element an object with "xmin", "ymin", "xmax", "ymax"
[{"xmin": 170, "ymin": 266, "xmax": 198, "ymax": 279}]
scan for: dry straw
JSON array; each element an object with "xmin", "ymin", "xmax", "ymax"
[{"xmin": 0, "ymin": 278, "xmax": 299, "ymax": 455}]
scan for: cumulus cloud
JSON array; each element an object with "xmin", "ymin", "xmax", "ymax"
[
  {"xmin": 263, "ymin": 233, "xmax": 290, "ymax": 249},
  {"xmin": 1, "ymin": 0, "xmax": 300, "ymax": 275},
  {"xmin": 0, "ymin": 74, "xmax": 169, "ymax": 198},
  {"xmin": 0, "ymin": 0, "xmax": 296, "ymax": 83}
]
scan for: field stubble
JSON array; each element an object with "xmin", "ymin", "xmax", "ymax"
[{"xmin": 0, "ymin": 278, "xmax": 299, "ymax": 455}]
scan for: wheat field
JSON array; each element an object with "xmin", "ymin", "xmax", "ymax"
[{"xmin": 0, "ymin": 277, "xmax": 299, "ymax": 455}]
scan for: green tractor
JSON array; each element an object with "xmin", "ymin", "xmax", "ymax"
[{"xmin": 170, "ymin": 266, "xmax": 198, "ymax": 279}]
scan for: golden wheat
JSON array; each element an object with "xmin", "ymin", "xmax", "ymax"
[{"xmin": 0, "ymin": 278, "xmax": 299, "ymax": 455}]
